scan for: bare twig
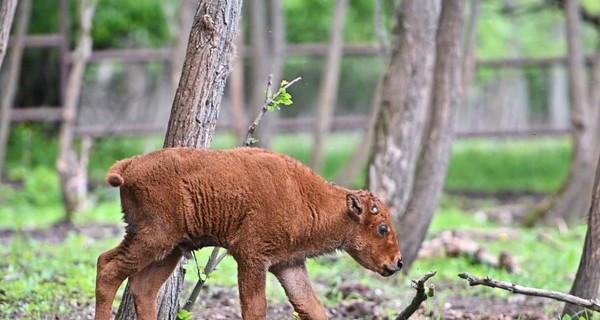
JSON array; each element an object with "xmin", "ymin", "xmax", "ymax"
[
  {"xmin": 373, "ymin": 0, "xmax": 388, "ymax": 61},
  {"xmin": 243, "ymin": 76, "xmax": 302, "ymax": 146},
  {"xmin": 458, "ymin": 272, "xmax": 600, "ymax": 313},
  {"xmin": 396, "ymin": 271, "xmax": 437, "ymax": 320},
  {"xmin": 182, "ymin": 247, "xmax": 228, "ymax": 311},
  {"xmin": 185, "ymin": 75, "xmax": 301, "ymax": 310}
]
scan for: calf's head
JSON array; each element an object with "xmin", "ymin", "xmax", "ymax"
[{"xmin": 343, "ymin": 191, "xmax": 402, "ymax": 277}]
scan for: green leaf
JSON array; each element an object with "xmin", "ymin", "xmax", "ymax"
[
  {"xmin": 177, "ymin": 309, "xmax": 193, "ymax": 320},
  {"xmin": 267, "ymin": 102, "xmax": 278, "ymax": 112}
]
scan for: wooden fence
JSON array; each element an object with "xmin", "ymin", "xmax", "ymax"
[{"xmin": 6, "ymin": 0, "xmax": 580, "ymax": 139}]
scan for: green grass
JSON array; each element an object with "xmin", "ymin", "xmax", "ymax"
[
  {"xmin": 445, "ymin": 138, "xmax": 572, "ymax": 193},
  {"xmin": 0, "ymin": 232, "xmax": 115, "ymax": 318}
]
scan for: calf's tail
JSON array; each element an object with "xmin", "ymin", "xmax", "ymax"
[{"xmin": 106, "ymin": 158, "xmax": 132, "ymax": 187}]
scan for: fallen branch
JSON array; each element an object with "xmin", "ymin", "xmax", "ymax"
[
  {"xmin": 396, "ymin": 271, "xmax": 437, "ymax": 320},
  {"xmin": 458, "ymin": 272, "xmax": 600, "ymax": 313},
  {"xmin": 418, "ymin": 230, "xmax": 520, "ymax": 273}
]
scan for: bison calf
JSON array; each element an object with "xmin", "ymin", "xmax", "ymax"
[{"xmin": 95, "ymin": 147, "xmax": 402, "ymax": 320}]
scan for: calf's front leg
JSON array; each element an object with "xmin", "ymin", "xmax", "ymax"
[
  {"xmin": 270, "ymin": 261, "xmax": 328, "ymax": 320},
  {"xmin": 236, "ymin": 260, "xmax": 268, "ymax": 320}
]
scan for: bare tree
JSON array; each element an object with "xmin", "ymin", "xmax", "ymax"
[
  {"xmin": 229, "ymin": 30, "xmax": 246, "ymax": 140},
  {"xmin": 115, "ymin": 1, "xmax": 243, "ymax": 318},
  {"xmin": 55, "ymin": 0, "xmax": 96, "ymax": 224},
  {"xmin": 525, "ymin": 0, "xmax": 600, "ymax": 226},
  {"xmin": 563, "ymin": 143, "xmax": 600, "ymax": 318},
  {"xmin": 310, "ymin": 0, "xmax": 348, "ymax": 172},
  {"xmin": 248, "ymin": 0, "xmax": 285, "ymax": 148},
  {"xmin": 367, "ymin": 0, "xmax": 468, "ymax": 270},
  {"xmin": 0, "ymin": 0, "xmax": 27, "ymax": 182},
  {"xmin": 334, "ymin": 0, "xmax": 389, "ymax": 187},
  {"xmin": 0, "ymin": 0, "xmax": 17, "ymax": 68}
]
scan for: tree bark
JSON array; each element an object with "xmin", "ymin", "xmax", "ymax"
[
  {"xmin": 367, "ymin": 0, "xmax": 440, "ymax": 221},
  {"xmin": 0, "ymin": 0, "xmax": 17, "ymax": 68},
  {"xmin": 396, "ymin": 0, "xmax": 466, "ymax": 271},
  {"xmin": 116, "ymin": 1, "xmax": 243, "ymax": 319},
  {"xmin": 310, "ymin": 0, "xmax": 348, "ymax": 172},
  {"xmin": 0, "ymin": 0, "xmax": 27, "ymax": 182},
  {"xmin": 55, "ymin": 0, "xmax": 96, "ymax": 224},
  {"xmin": 562, "ymin": 152, "xmax": 600, "ymax": 317}
]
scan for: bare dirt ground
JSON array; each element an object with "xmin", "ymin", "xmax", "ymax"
[{"xmin": 0, "ymin": 221, "xmax": 559, "ymax": 320}]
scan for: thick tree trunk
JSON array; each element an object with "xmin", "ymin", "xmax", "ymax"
[
  {"xmin": 115, "ymin": 1, "xmax": 243, "ymax": 318},
  {"xmin": 310, "ymin": 0, "xmax": 348, "ymax": 172},
  {"xmin": 55, "ymin": 0, "xmax": 95, "ymax": 224},
  {"xmin": 0, "ymin": 0, "xmax": 27, "ymax": 181},
  {"xmin": 562, "ymin": 151, "xmax": 600, "ymax": 317},
  {"xmin": 367, "ymin": 0, "xmax": 440, "ymax": 220},
  {"xmin": 0, "ymin": 0, "xmax": 17, "ymax": 68},
  {"xmin": 396, "ymin": 0, "xmax": 466, "ymax": 271}
]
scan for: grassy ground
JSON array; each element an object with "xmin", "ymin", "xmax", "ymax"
[{"xmin": 0, "ymin": 129, "xmax": 585, "ymax": 318}]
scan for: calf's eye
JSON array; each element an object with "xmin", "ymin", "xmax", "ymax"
[{"xmin": 377, "ymin": 224, "xmax": 389, "ymax": 236}]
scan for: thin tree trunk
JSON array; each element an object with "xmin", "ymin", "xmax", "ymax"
[
  {"xmin": 116, "ymin": 1, "xmax": 243, "ymax": 318},
  {"xmin": 249, "ymin": 0, "xmax": 271, "ymax": 147},
  {"xmin": 462, "ymin": 0, "xmax": 478, "ymax": 94},
  {"xmin": 55, "ymin": 0, "xmax": 96, "ymax": 224},
  {"xmin": 562, "ymin": 149, "xmax": 600, "ymax": 317},
  {"xmin": 334, "ymin": 0, "xmax": 389, "ymax": 187},
  {"xmin": 525, "ymin": 0, "xmax": 598, "ymax": 226},
  {"xmin": 248, "ymin": 0, "xmax": 285, "ymax": 148},
  {"xmin": 334, "ymin": 78, "xmax": 381, "ymax": 187},
  {"xmin": 396, "ymin": 0, "xmax": 466, "ymax": 270},
  {"xmin": 311, "ymin": 0, "xmax": 348, "ymax": 172},
  {"xmin": 367, "ymin": 0, "xmax": 440, "ymax": 220},
  {"xmin": 0, "ymin": 0, "xmax": 17, "ymax": 68},
  {"xmin": 0, "ymin": 0, "xmax": 28, "ymax": 181},
  {"xmin": 229, "ymin": 30, "xmax": 245, "ymax": 141}
]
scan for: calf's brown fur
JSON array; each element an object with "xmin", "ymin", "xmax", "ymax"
[{"xmin": 95, "ymin": 147, "xmax": 402, "ymax": 320}]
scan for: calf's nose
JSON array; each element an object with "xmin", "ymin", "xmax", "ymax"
[{"xmin": 397, "ymin": 258, "xmax": 403, "ymax": 270}]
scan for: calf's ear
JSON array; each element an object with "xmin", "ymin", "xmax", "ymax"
[{"xmin": 346, "ymin": 194, "xmax": 363, "ymax": 218}]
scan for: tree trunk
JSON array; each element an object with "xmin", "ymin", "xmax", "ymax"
[
  {"xmin": 462, "ymin": 0, "xmax": 478, "ymax": 94},
  {"xmin": 0, "ymin": 0, "xmax": 28, "ymax": 182},
  {"xmin": 395, "ymin": 0, "xmax": 466, "ymax": 270},
  {"xmin": 310, "ymin": 0, "xmax": 348, "ymax": 172},
  {"xmin": 55, "ymin": 0, "xmax": 96, "ymax": 224},
  {"xmin": 0, "ymin": 0, "xmax": 17, "ymax": 68},
  {"xmin": 367, "ymin": 0, "xmax": 440, "ymax": 220},
  {"xmin": 248, "ymin": 0, "xmax": 285, "ymax": 148},
  {"xmin": 115, "ymin": 1, "xmax": 243, "ymax": 318},
  {"xmin": 562, "ymin": 150, "xmax": 600, "ymax": 317},
  {"xmin": 334, "ymin": 1, "xmax": 389, "ymax": 187},
  {"xmin": 526, "ymin": 0, "xmax": 599, "ymax": 226}
]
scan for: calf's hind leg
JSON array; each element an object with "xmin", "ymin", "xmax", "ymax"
[
  {"xmin": 270, "ymin": 261, "xmax": 328, "ymax": 320},
  {"xmin": 94, "ymin": 238, "xmax": 172, "ymax": 320},
  {"xmin": 128, "ymin": 248, "xmax": 183, "ymax": 320}
]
